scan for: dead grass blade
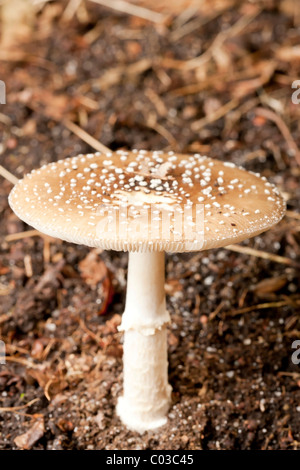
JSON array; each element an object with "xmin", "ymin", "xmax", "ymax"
[
  {"xmin": 5, "ymin": 230, "xmax": 45, "ymax": 242},
  {"xmin": 225, "ymin": 244, "xmax": 298, "ymax": 267},
  {"xmin": 254, "ymin": 107, "xmax": 300, "ymax": 166},
  {"xmin": 0, "ymin": 165, "xmax": 19, "ymax": 185},
  {"xmin": 286, "ymin": 210, "xmax": 300, "ymax": 220},
  {"xmin": 184, "ymin": 10, "xmax": 260, "ymax": 70},
  {"xmin": 81, "ymin": 58, "xmax": 152, "ymax": 93},
  {"xmin": 0, "ymin": 0, "xmax": 36, "ymax": 47},
  {"xmin": 0, "ymin": 312, "xmax": 13, "ymax": 324},
  {"xmin": 228, "ymin": 299, "xmax": 300, "ymax": 316},
  {"xmin": 61, "ymin": 0, "xmax": 82, "ymax": 22},
  {"xmin": 0, "ymin": 398, "xmax": 39, "ymax": 413},
  {"xmin": 170, "ymin": 10, "xmax": 221, "ymax": 42},
  {"xmin": 191, "ymin": 98, "xmax": 240, "ymax": 131},
  {"xmin": 89, "ymin": 0, "xmax": 166, "ymax": 24},
  {"xmin": 63, "ymin": 119, "xmax": 110, "ymax": 153},
  {"xmin": 146, "ymin": 113, "xmax": 178, "ymax": 148},
  {"xmin": 4, "ymin": 356, "xmax": 41, "ymax": 369}
]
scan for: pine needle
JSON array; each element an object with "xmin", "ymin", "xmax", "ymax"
[
  {"xmin": 0, "ymin": 398, "xmax": 39, "ymax": 413},
  {"xmin": 225, "ymin": 244, "xmax": 297, "ymax": 266},
  {"xmin": 89, "ymin": 0, "xmax": 166, "ymax": 24},
  {"xmin": 0, "ymin": 165, "xmax": 19, "ymax": 185},
  {"xmin": 63, "ymin": 119, "xmax": 110, "ymax": 154}
]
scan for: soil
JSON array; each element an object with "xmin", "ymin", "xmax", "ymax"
[{"xmin": 0, "ymin": 0, "xmax": 299, "ymax": 450}]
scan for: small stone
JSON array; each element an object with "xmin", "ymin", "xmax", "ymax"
[
  {"xmin": 181, "ymin": 435, "xmax": 189, "ymax": 444},
  {"xmin": 204, "ymin": 275, "xmax": 214, "ymax": 286},
  {"xmin": 94, "ymin": 411, "xmax": 106, "ymax": 430},
  {"xmin": 226, "ymin": 370, "xmax": 235, "ymax": 378}
]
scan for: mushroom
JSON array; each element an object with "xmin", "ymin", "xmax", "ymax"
[{"xmin": 8, "ymin": 150, "xmax": 286, "ymax": 433}]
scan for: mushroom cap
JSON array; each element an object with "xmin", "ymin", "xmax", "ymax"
[{"xmin": 9, "ymin": 150, "xmax": 286, "ymax": 252}]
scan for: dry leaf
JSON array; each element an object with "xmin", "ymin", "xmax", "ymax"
[
  {"xmin": 165, "ymin": 278, "xmax": 183, "ymax": 295},
  {"xmin": 78, "ymin": 251, "xmax": 108, "ymax": 287},
  {"xmin": 253, "ymin": 277, "xmax": 287, "ymax": 295},
  {"xmin": 79, "ymin": 251, "xmax": 114, "ymax": 314},
  {"xmin": 276, "ymin": 46, "xmax": 300, "ymax": 61},
  {"xmin": 14, "ymin": 417, "xmax": 44, "ymax": 450},
  {"xmin": 98, "ymin": 275, "xmax": 114, "ymax": 315},
  {"xmin": 1, "ymin": 0, "xmax": 36, "ymax": 46}
]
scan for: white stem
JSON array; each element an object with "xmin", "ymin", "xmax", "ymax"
[{"xmin": 117, "ymin": 251, "xmax": 172, "ymax": 433}]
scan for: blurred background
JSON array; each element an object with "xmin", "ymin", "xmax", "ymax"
[
  {"xmin": 1, "ymin": 0, "xmax": 300, "ymax": 172},
  {"xmin": 0, "ymin": 0, "xmax": 299, "ymax": 451}
]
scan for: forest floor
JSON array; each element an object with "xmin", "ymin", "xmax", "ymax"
[{"xmin": 0, "ymin": 0, "xmax": 299, "ymax": 450}]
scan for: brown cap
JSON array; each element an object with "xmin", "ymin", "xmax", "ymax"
[{"xmin": 9, "ymin": 150, "xmax": 286, "ymax": 252}]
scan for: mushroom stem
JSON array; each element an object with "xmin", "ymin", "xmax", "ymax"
[{"xmin": 117, "ymin": 251, "xmax": 172, "ymax": 433}]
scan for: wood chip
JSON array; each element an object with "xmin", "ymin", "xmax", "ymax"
[{"xmin": 14, "ymin": 417, "xmax": 44, "ymax": 450}]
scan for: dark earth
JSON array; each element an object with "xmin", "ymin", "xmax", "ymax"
[{"xmin": 0, "ymin": 0, "xmax": 299, "ymax": 450}]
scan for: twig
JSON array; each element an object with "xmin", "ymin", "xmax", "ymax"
[
  {"xmin": 170, "ymin": 10, "xmax": 221, "ymax": 42},
  {"xmin": 228, "ymin": 299, "xmax": 300, "ymax": 316},
  {"xmin": 0, "ymin": 398, "xmax": 39, "ymax": 413},
  {"xmin": 43, "ymin": 237, "xmax": 51, "ymax": 264},
  {"xmin": 225, "ymin": 244, "xmax": 297, "ymax": 267},
  {"xmin": 244, "ymin": 149, "xmax": 267, "ymax": 161},
  {"xmin": 63, "ymin": 119, "xmax": 110, "ymax": 154},
  {"xmin": 79, "ymin": 317, "xmax": 104, "ymax": 347},
  {"xmin": 24, "ymin": 254, "xmax": 33, "ymax": 278},
  {"xmin": 5, "ymin": 344, "xmax": 29, "ymax": 355},
  {"xmin": 62, "ymin": 0, "xmax": 82, "ymax": 22},
  {"xmin": 209, "ymin": 300, "xmax": 225, "ymax": 321},
  {"xmin": 278, "ymin": 371, "xmax": 300, "ymax": 378},
  {"xmin": 88, "ymin": 0, "xmax": 166, "ymax": 24},
  {"xmin": 172, "ymin": 5, "xmax": 199, "ymax": 29},
  {"xmin": 150, "ymin": 122, "xmax": 178, "ymax": 148},
  {"xmin": 0, "ymin": 283, "xmax": 11, "ymax": 296},
  {"xmin": 0, "ymin": 112, "xmax": 12, "ymax": 125},
  {"xmin": 145, "ymin": 112, "xmax": 178, "ymax": 148},
  {"xmin": 4, "ymin": 356, "xmax": 40, "ymax": 369},
  {"xmin": 0, "ymin": 165, "xmax": 19, "ymax": 185},
  {"xmin": 184, "ymin": 11, "xmax": 260, "ymax": 70},
  {"xmin": 171, "ymin": 67, "xmax": 268, "ymax": 97},
  {"xmin": 192, "ymin": 98, "xmax": 240, "ymax": 131},
  {"xmin": 5, "ymin": 230, "xmax": 42, "ymax": 242},
  {"xmin": 171, "ymin": 73, "xmax": 225, "ymax": 96},
  {"xmin": 83, "ymin": 22, "xmax": 103, "ymax": 45},
  {"xmin": 254, "ymin": 107, "xmax": 300, "ymax": 166},
  {"xmin": 0, "ymin": 312, "xmax": 12, "ymax": 324},
  {"xmin": 145, "ymin": 88, "xmax": 167, "ymax": 116},
  {"xmin": 0, "ymin": 50, "xmax": 29, "ymax": 62},
  {"xmin": 44, "ymin": 379, "xmax": 54, "ymax": 401},
  {"xmin": 41, "ymin": 338, "xmax": 57, "ymax": 361},
  {"xmin": 80, "ymin": 58, "xmax": 152, "ymax": 93},
  {"xmin": 286, "ymin": 210, "xmax": 300, "ymax": 221}
]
